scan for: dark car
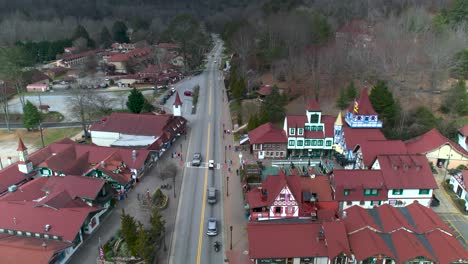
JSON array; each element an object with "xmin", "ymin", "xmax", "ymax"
[
  {"xmin": 184, "ymin": 90, "xmax": 192, "ymax": 96},
  {"xmin": 163, "ymin": 95, "xmax": 170, "ymax": 100},
  {"xmin": 191, "ymin": 153, "xmax": 202, "ymax": 166},
  {"xmin": 159, "ymin": 98, "xmax": 167, "ymax": 105}
]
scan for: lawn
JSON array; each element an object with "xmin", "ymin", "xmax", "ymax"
[{"xmin": 16, "ymin": 127, "xmax": 82, "ymax": 148}]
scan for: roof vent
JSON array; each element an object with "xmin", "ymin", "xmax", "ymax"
[
  {"xmin": 342, "ymin": 211, "xmax": 347, "ymax": 219},
  {"xmin": 13, "ymin": 217, "xmax": 16, "ymax": 225},
  {"xmin": 404, "ymin": 164, "xmax": 409, "ymax": 170},
  {"xmin": 101, "ymin": 161, "xmax": 105, "ymax": 168},
  {"xmin": 415, "ymin": 165, "xmax": 421, "ymax": 171},
  {"xmin": 132, "ymin": 149, "xmax": 137, "ymax": 158},
  {"xmin": 8, "ymin": 185, "xmax": 18, "ymax": 192},
  {"xmin": 42, "ymin": 241, "xmax": 47, "ymax": 248},
  {"xmin": 45, "ymin": 224, "xmax": 51, "ymax": 232},
  {"xmin": 392, "ymin": 165, "xmax": 398, "ymax": 171}
]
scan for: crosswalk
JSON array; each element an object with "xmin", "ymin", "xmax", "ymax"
[{"xmin": 185, "ymin": 162, "xmax": 221, "ymax": 170}]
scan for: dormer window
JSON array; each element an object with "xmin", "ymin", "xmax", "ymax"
[
  {"xmin": 298, "ymin": 128, "xmax": 303, "ymax": 135},
  {"xmin": 290, "ymin": 128, "xmax": 295, "ymax": 135},
  {"xmin": 364, "ymin": 189, "xmax": 379, "ymax": 196}
]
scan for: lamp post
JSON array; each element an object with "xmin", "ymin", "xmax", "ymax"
[
  {"xmin": 230, "ymin": 226, "xmax": 233, "ymax": 250},
  {"xmin": 180, "ymin": 143, "xmax": 183, "ymax": 161},
  {"xmin": 163, "ymin": 227, "xmax": 167, "ymax": 252},
  {"xmin": 225, "ymin": 145, "xmax": 227, "ymax": 163},
  {"xmin": 227, "ymin": 176, "xmax": 229, "ymax": 197},
  {"xmin": 238, "ymin": 152, "xmax": 243, "ymax": 170},
  {"xmin": 39, "ymin": 123, "xmax": 45, "ymax": 148}
]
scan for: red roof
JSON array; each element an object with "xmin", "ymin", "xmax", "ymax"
[
  {"xmin": 376, "ymin": 154, "xmax": 438, "ymax": 189},
  {"xmin": 333, "ymin": 170, "xmax": 388, "ymax": 201},
  {"xmin": 257, "ymin": 85, "xmax": 272, "ymax": 96},
  {"xmin": 322, "ymin": 221, "xmax": 351, "ymax": 259},
  {"xmin": 157, "ymin": 43, "xmax": 179, "ymax": 49},
  {"xmin": 342, "ymin": 205, "xmax": 382, "ymax": 233},
  {"xmin": 0, "ymin": 234, "xmax": 71, "ymax": 264},
  {"xmin": 348, "ymin": 228, "xmax": 395, "ymax": 261},
  {"xmin": 0, "ymin": 200, "xmax": 101, "ymax": 241},
  {"xmin": 405, "ymin": 201, "xmax": 452, "ymax": 233},
  {"xmin": 343, "ymin": 123, "xmax": 386, "ymax": 149},
  {"xmin": 359, "ymin": 140, "xmax": 408, "ymax": 168},
  {"xmin": 39, "ymin": 105, "xmax": 50, "ymax": 110},
  {"xmin": 107, "ymin": 47, "xmax": 151, "ymax": 62},
  {"xmin": 248, "ymin": 122, "xmax": 287, "ymax": 144},
  {"xmin": 322, "ymin": 115, "xmax": 336, "ymax": 138},
  {"xmin": 248, "ymin": 222, "xmax": 341, "ymax": 259},
  {"xmin": 173, "ymin": 91, "xmax": 182, "ymax": 106},
  {"xmin": 459, "ymin": 124, "xmax": 468, "ymax": 136},
  {"xmin": 61, "ymin": 49, "xmax": 103, "ymax": 62},
  {"xmin": 286, "ymin": 115, "xmax": 308, "ymax": 135},
  {"xmin": 347, "ymin": 88, "xmax": 377, "ymax": 115},
  {"xmin": 306, "ymin": 99, "xmax": 321, "ymax": 111},
  {"xmin": 391, "ymin": 229, "xmax": 436, "ymax": 262},
  {"xmin": 90, "ymin": 112, "xmax": 175, "ymax": 136},
  {"xmin": 426, "ymin": 230, "xmax": 468, "ymax": 263},
  {"xmin": 0, "ymin": 163, "xmax": 30, "ymax": 195},
  {"xmin": 17, "ymin": 138, "xmax": 27, "ymax": 151},
  {"xmin": 374, "ymin": 204, "xmax": 415, "ymax": 232},
  {"xmin": 405, "ymin": 128, "xmax": 468, "ymax": 156}
]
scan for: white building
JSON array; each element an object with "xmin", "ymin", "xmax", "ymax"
[
  {"xmin": 458, "ymin": 124, "xmax": 468, "ymax": 151},
  {"xmin": 449, "ymin": 170, "xmax": 468, "ymax": 211}
]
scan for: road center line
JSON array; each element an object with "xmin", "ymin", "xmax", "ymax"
[
  {"xmin": 209, "ymin": 79, "xmax": 213, "ymax": 115},
  {"xmin": 196, "ymin": 123, "xmax": 211, "ymax": 264}
]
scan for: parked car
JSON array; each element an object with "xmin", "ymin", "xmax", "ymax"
[
  {"xmin": 192, "ymin": 153, "xmax": 202, "ymax": 166},
  {"xmin": 207, "ymin": 187, "xmax": 217, "ymax": 204},
  {"xmin": 208, "ymin": 160, "xmax": 215, "ymax": 170},
  {"xmin": 164, "ymin": 95, "xmax": 170, "ymax": 100},
  {"xmin": 159, "ymin": 98, "xmax": 166, "ymax": 105},
  {"xmin": 184, "ymin": 90, "xmax": 192, "ymax": 96},
  {"xmin": 430, "ymin": 194, "xmax": 440, "ymax": 207},
  {"xmin": 206, "ymin": 218, "xmax": 218, "ymax": 236}
]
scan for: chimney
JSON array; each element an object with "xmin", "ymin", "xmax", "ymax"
[
  {"xmin": 7, "ymin": 157, "xmax": 12, "ymax": 165},
  {"xmin": 415, "ymin": 165, "xmax": 421, "ymax": 171},
  {"xmin": 132, "ymin": 149, "xmax": 137, "ymax": 159},
  {"xmin": 45, "ymin": 224, "xmax": 51, "ymax": 232},
  {"xmin": 13, "ymin": 217, "xmax": 16, "ymax": 225},
  {"xmin": 101, "ymin": 161, "xmax": 105, "ymax": 168},
  {"xmin": 342, "ymin": 211, "xmax": 347, "ymax": 219}
]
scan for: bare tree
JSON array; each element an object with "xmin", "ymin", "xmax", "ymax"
[
  {"xmin": 0, "ymin": 81, "xmax": 11, "ymax": 132},
  {"xmin": 230, "ymin": 24, "xmax": 256, "ymax": 77},
  {"xmin": 69, "ymin": 87, "xmax": 105, "ymax": 138},
  {"xmin": 156, "ymin": 161, "xmax": 178, "ymax": 181}
]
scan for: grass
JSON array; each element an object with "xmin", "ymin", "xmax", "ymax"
[
  {"xmin": 456, "ymin": 116, "xmax": 468, "ymax": 126},
  {"xmin": 17, "ymin": 127, "xmax": 82, "ymax": 148}
]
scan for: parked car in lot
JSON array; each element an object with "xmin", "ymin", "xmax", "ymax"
[
  {"xmin": 184, "ymin": 90, "xmax": 192, "ymax": 96},
  {"xmin": 206, "ymin": 218, "xmax": 218, "ymax": 236},
  {"xmin": 207, "ymin": 187, "xmax": 217, "ymax": 204},
  {"xmin": 192, "ymin": 153, "xmax": 202, "ymax": 166}
]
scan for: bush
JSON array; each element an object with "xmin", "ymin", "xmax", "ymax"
[
  {"xmin": 447, "ymin": 183, "xmax": 454, "ymax": 191},
  {"xmin": 119, "ymin": 241, "xmax": 130, "ymax": 257},
  {"xmin": 458, "ymin": 199, "xmax": 466, "ymax": 208},
  {"xmin": 105, "ymin": 250, "xmax": 114, "ymax": 260}
]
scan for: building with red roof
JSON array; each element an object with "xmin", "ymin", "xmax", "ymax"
[
  {"xmin": 405, "ymin": 128, "xmax": 468, "ymax": 169},
  {"xmin": 257, "ymin": 84, "xmax": 272, "ymax": 97},
  {"xmin": 449, "ymin": 170, "xmax": 468, "ymax": 211},
  {"xmin": 89, "ymin": 112, "xmax": 187, "ymax": 155},
  {"xmin": 156, "ymin": 42, "xmax": 179, "ymax": 50},
  {"xmin": 333, "ymin": 153, "xmax": 437, "ymax": 209},
  {"xmin": 247, "ymin": 122, "xmax": 287, "ymax": 159},
  {"xmin": 458, "ymin": 124, "xmax": 468, "ymax": 152},
  {"xmin": 246, "ymin": 169, "xmax": 337, "ymax": 221},
  {"xmin": 344, "ymin": 88, "xmax": 382, "ymax": 129},
  {"xmin": 57, "ymin": 49, "xmax": 105, "ymax": 68},
  {"xmin": 106, "ymin": 47, "xmax": 152, "ymax": 73}
]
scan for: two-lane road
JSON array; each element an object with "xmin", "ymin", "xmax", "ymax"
[{"xmin": 169, "ymin": 40, "xmax": 225, "ymax": 264}]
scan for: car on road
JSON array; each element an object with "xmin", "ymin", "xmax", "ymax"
[
  {"xmin": 192, "ymin": 153, "xmax": 202, "ymax": 166},
  {"xmin": 163, "ymin": 94, "xmax": 170, "ymax": 100},
  {"xmin": 206, "ymin": 218, "xmax": 218, "ymax": 236},
  {"xmin": 184, "ymin": 90, "xmax": 192, "ymax": 96},
  {"xmin": 207, "ymin": 187, "xmax": 217, "ymax": 204},
  {"xmin": 171, "ymin": 86, "xmax": 176, "ymax": 93},
  {"xmin": 159, "ymin": 98, "xmax": 167, "ymax": 105},
  {"xmin": 208, "ymin": 160, "xmax": 215, "ymax": 170}
]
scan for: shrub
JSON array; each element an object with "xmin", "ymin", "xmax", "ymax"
[
  {"xmin": 458, "ymin": 199, "xmax": 466, "ymax": 208},
  {"xmin": 447, "ymin": 183, "xmax": 454, "ymax": 191},
  {"xmin": 119, "ymin": 241, "xmax": 130, "ymax": 257},
  {"xmin": 105, "ymin": 250, "xmax": 114, "ymax": 260}
]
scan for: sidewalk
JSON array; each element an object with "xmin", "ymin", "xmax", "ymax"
[{"xmin": 220, "ymin": 82, "xmax": 251, "ymax": 263}]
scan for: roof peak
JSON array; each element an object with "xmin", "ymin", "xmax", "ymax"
[
  {"xmin": 17, "ymin": 138, "xmax": 27, "ymax": 151},
  {"xmin": 173, "ymin": 91, "xmax": 182, "ymax": 106},
  {"xmin": 335, "ymin": 112, "xmax": 343, "ymax": 125},
  {"xmin": 306, "ymin": 99, "xmax": 321, "ymax": 111}
]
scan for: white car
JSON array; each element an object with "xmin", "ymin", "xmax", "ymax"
[{"xmin": 208, "ymin": 160, "xmax": 214, "ymax": 170}]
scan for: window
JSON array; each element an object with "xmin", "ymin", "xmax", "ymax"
[
  {"xmin": 364, "ymin": 189, "xmax": 379, "ymax": 196},
  {"xmin": 370, "ymin": 201, "xmax": 381, "ymax": 206},
  {"xmin": 288, "ymin": 207, "xmax": 294, "ymax": 214},
  {"xmin": 17, "ymin": 231, "xmax": 23, "ymax": 235},
  {"xmin": 326, "ymin": 140, "xmax": 332, "ymax": 147},
  {"xmin": 279, "ymin": 194, "xmax": 285, "ymax": 201},
  {"xmin": 360, "ymin": 201, "xmax": 365, "ymax": 205},
  {"xmin": 275, "ymin": 207, "xmax": 281, "ymax": 213},
  {"xmin": 276, "ymin": 152, "xmax": 279, "ymax": 156},
  {"xmin": 298, "ymin": 128, "xmax": 303, "ymax": 135},
  {"xmin": 26, "ymin": 232, "xmax": 31, "ymax": 236},
  {"xmin": 297, "ymin": 140, "xmax": 303, "ymax": 146},
  {"xmin": 305, "ymin": 140, "xmax": 311, "ymax": 146},
  {"xmin": 346, "ymin": 201, "xmax": 352, "ymax": 205},
  {"xmin": 289, "ymin": 140, "xmax": 295, "ymax": 146},
  {"xmin": 310, "ymin": 114, "xmax": 319, "ymax": 123},
  {"xmin": 364, "ymin": 116, "xmax": 369, "ymax": 122},
  {"xmin": 419, "ymin": 189, "xmax": 430, "ymax": 195},
  {"xmin": 317, "ymin": 140, "xmax": 323, "ymax": 146},
  {"xmin": 290, "ymin": 128, "xmax": 295, "ymax": 135},
  {"xmin": 0, "ymin": 229, "xmax": 3, "ymax": 233},
  {"xmin": 279, "ymin": 152, "xmax": 283, "ymax": 157},
  {"xmin": 312, "ymin": 140, "xmax": 317, "ymax": 146},
  {"xmin": 344, "ymin": 189, "xmax": 350, "ymax": 196},
  {"xmin": 316, "ymin": 125, "xmax": 323, "ymax": 131},
  {"xmin": 35, "ymin": 233, "xmax": 40, "ymax": 237},
  {"xmin": 305, "ymin": 125, "xmax": 310, "ymax": 131},
  {"xmin": 392, "ymin": 189, "xmax": 403, "ymax": 195}
]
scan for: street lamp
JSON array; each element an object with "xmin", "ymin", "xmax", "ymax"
[
  {"xmin": 230, "ymin": 226, "xmax": 233, "ymax": 250},
  {"xmin": 225, "ymin": 145, "xmax": 227, "ymax": 163},
  {"xmin": 227, "ymin": 176, "xmax": 229, "ymax": 197},
  {"xmin": 163, "ymin": 227, "xmax": 167, "ymax": 252},
  {"xmin": 180, "ymin": 143, "xmax": 183, "ymax": 161}
]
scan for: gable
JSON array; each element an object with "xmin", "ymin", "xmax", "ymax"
[{"xmin": 273, "ymin": 186, "xmax": 297, "ymax": 205}]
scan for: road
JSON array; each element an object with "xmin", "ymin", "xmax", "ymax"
[{"xmin": 169, "ymin": 39, "xmax": 225, "ymax": 264}]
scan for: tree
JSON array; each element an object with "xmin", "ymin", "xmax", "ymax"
[
  {"xmin": 69, "ymin": 87, "xmax": 108, "ymax": 138},
  {"xmin": 231, "ymin": 76, "xmax": 246, "ymax": 100},
  {"xmin": 345, "ymin": 81, "xmax": 357, "ymax": 101},
  {"xmin": 127, "ymin": 88, "xmax": 146, "ymax": 113},
  {"xmin": 135, "ymin": 223, "xmax": 153, "ymax": 264},
  {"xmin": 149, "ymin": 207, "xmax": 165, "ymax": 240},
  {"xmin": 72, "ymin": 25, "xmax": 90, "ymax": 41},
  {"xmin": 259, "ymin": 86, "xmax": 287, "ymax": 123},
  {"xmin": 120, "ymin": 209, "xmax": 138, "ymax": 256},
  {"xmin": 247, "ymin": 114, "xmax": 260, "ymax": 130},
  {"xmin": 22, "ymin": 100, "xmax": 42, "ymax": 130},
  {"xmin": 336, "ymin": 88, "xmax": 348, "ymax": 110},
  {"xmin": 369, "ymin": 81, "xmax": 397, "ymax": 126},
  {"xmin": 156, "ymin": 161, "xmax": 178, "ymax": 180},
  {"xmin": 450, "ymin": 49, "xmax": 468, "ymax": 79},
  {"xmin": 112, "ymin": 21, "xmax": 129, "ymax": 43},
  {"xmin": 441, "ymin": 80, "xmax": 468, "ymax": 116},
  {"xmin": 99, "ymin": 26, "xmax": 113, "ymax": 48}
]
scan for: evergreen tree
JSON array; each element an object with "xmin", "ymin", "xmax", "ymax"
[
  {"xmin": 345, "ymin": 81, "xmax": 357, "ymax": 102},
  {"xmin": 237, "ymin": 111, "xmax": 243, "ymax": 126},
  {"xmin": 232, "ymin": 77, "xmax": 246, "ymax": 100},
  {"xmin": 112, "ymin": 21, "xmax": 129, "ymax": 43},
  {"xmin": 441, "ymin": 80, "xmax": 468, "ymax": 116},
  {"xmin": 259, "ymin": 86, "xmax": 286, "ymax": 123},
  {"xmin": 369, "ymin": 80, "xmax": 397, "ymax": 125},
  {"xmin": 247, "ymin": 114, "xmax": 260, "ymax": 130},
  {"xmin": 127, "ymin": 88, "xmax": 146, "ymax": 113},
  {"xmin": 149, "ymin": 207, "xmax": 165, "ymax": 240},
  {"xmin": 72, "ymin": 25, "xmax": 90, "ymax": 41},
  {"xmin": 135, "ymin": 223, "xmax": 153, "ymax": 264},
  {"xmin": 120, "ymin": 209, "xmax": 138, "ymax": 256},
  {"xmin": 336, "ymin": 88, "xmax": 348, "ymax": 110},
  {"xmin": 22, "ymin": 100, "xmax": 42, "ymax": 130},
  {"xmin": 100, "ymin": 26, "xmax": 113, "ymax": 48}
]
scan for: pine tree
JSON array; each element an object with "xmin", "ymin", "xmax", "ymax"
[
  {"xmin": 22, "ymin": 100, "xmax": 42, "ymax": 130},
  {"xmin": 120, "ymin": 209, "xmax": 138, "ymax": 256},
  {"xmin": 259, "ymin": 86, "xmax": 286, "ymax": 123},
  {"xmin": 336, "ymin": 88, "xmax": 348, "ymax": 110},
  {"xmin": 72, "ymin": 25, "xmax": 90, "ymax": 41},
  {"xmin": 127, "ymin": 88, "xmax": 146, "ymax": 113},
  {"xmin": 112, "ymin": 21, "xmax": 129, "ymax": 43},
  {"xmin": 345, "ymin": 81, "xmax": 357, "ymax": 102},
  {"xmin": 247, "ymin": 114, "xmax": 260, "ymax": 130},
  {"xmin": 369, "ymin": 80, "xmax": 397, "ymax": 125},
  {"xmin": 135, "ymin": 223, "xmax": 153, "ymax": 264},
  {"xmin": 149, "ymin": 207, "xmax": 165, "ymax": 241},
  {"xmin": 100, "ymin": 27, "xmax": 113, "ymax": 48}
]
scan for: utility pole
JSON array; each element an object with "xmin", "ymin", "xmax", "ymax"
[
  {"xmin": 230, "ymin": 226, "xmax": 233, "ymax": 250},
  {"xmin": 39, "ymin": 123, "xmax": 45, "ymax": 148},
  {"xmin": 227, "ymin": 176, "xmax": 229, "ymax": 197}
]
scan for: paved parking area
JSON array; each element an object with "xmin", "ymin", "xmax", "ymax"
[{"xmin": 438, "ymin": 213, "xmax": 468, "ymax": 248}]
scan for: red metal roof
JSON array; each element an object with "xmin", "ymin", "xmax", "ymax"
[
  {"xmin": 376, "ymin": 154, "xmax": 438, "ymax": 189},
  {"xmin": 322, "ymin": 221, "xmax": 351, "ymax": 259},
  {"xmin": 0, "ymin": 164, "xmax": 30, "ymax": 195},
  {"xmin": 107, "ymin": 47, "xmax": 151, "ymax": 62},
  {"xmin": 405, "ymin": 201, "xmax": 452, "ymax": 234},
  {"xmin": 343, "ymin": 123, "xmax": 386, "ymax": 149},
  {"xmin": 374, "ymin": 204, "xmax": 414, "ymax": 233},
  {"xmin": 286, "ymin": 115, "xmax": 308, "ymax": 135},
  {"xmin": 257, "ymin": 85, "xmax": 272, "ymax": 96},
  {"xmin": 358, "ymin": 140, "xmax": 408, "ymax": 168},
  {"xmin": 0, "ymin": 200, "xmax": 101, "ymax": 241},
  {"xmin": 248, "ymin": 122, "xmax": 287, "ymax": 144},
  {"xmin": 426, "ymin": 230, "xmax": 468, "ymax": 263},
  {"xmin": 333, "ymin": 170, "xmax": 388, "ymax": 201},
  {"xmin": 391, "ymin": 229, "xmax": 436, "ymax": 262},
  {"xmin": 17, "ymin": 138, "xmax": 27, "ymax": 151},
  {"xmin": 342, "ymin": 205, "xmax": 382, "ymax": 233},
  {"xmin": 90, "ymin": 112, "xmax": 174, "ymax": 136},
  {"xmin": 306, "ymin": 99, "xmax": 320, "ymax": 111},
  {"xmin": 173, "ymin": 91, "xmax": 182, "ymax": 106},
  {"xmin": 248, "ymin": 222, "xmax": 338, "ymax": 259},
  {"xmin": 347, "ymin": 228, "xmax": 395, "ymax": 261},
  {"xmin": 405, "ymin": 128, "xmax": 468, "ymax": 156},
  {"xmin": 322, "ymin": 115, "xmax": 336, "ymax": 138},
  {"xmin": 347, "ymin": 88, "xmax": 377, "ymax": 115},
  {"xmin": 459, "ymin": 124, "xmax": 468, "ymax": 136},
  {"xmin": 0, "ymin": 234, "xmax": 71, "ymax": 264}
]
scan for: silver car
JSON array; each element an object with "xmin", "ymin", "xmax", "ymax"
[
  {"xmin": 207, "ymin": 218, "xmax": 217, "ymax": 236},
  {"xmin": 192, "ymin": 153, "xmax": 202, "ymax": 166},
  {"xmin": 207, "ymin": 188, "xmax": 217, "ymax": 204}
]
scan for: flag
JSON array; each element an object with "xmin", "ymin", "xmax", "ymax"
[{"xmin": 353, "ymin": 100, "xmax": 359, "ymax": 114}]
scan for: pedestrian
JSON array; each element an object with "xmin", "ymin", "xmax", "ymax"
[
  {"xmin": 137, "ymin": 193, "xmax": 140, "ymax": 201},
  {"xmin": 224, "ymin": 129, "xmax": 226, "ymax": 134},
  {"xmin": 236, "ymin": 169, "xmax": 239, "ymax": 176},
  {"xmin": 125, "ymin": 193, "xmax": 128, "ymax": 198},
  {"xmin": 171, "ymin": 153, "xmax": 174, "ymax": 158},
  {"xmin": 146, "ymin": 189, "xmax": 150, "ymax": 199},
  {"xmin": 229, "ymin": 145, "xmax": 231, "ymax": 150},
  {"xmin": 230, "ymin": 159, "xmax": 233, "ymax": 165}
]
